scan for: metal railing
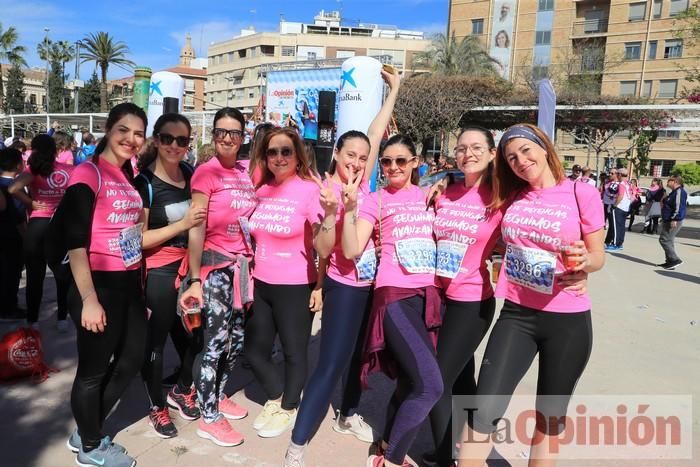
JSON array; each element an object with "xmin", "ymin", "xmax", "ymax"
[{"xmin": 572, "ymin": 17, "xmax": 609, "ymax": 36}]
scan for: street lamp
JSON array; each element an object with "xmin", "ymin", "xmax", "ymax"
[
  {"xmin": 73, "ymin": 40, "xmax": 84, "ymax": 113},
  {"xmin": 43, "ymin": 27, "xmax": 50, "ymax": 113}
]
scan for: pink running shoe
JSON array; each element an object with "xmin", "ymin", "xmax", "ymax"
[
  {"xmin": 219, "ymin": 395, "xmax": 248, "ymax": 420},
  {"xmin": 196, "ymin": 417, "xmax": 244, "ymax": 447}
]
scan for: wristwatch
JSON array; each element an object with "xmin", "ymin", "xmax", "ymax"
[{"xmin": 188, "ymin": 277, "xmax": 202, "ymax": 286}]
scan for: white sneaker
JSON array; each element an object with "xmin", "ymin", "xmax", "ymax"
[
  {"xmin": 332, "ymin": 411, "xmax": 374, "ymax": 443},
  {"xmin": 253, "ymin": 400, "xmax": 281, "ymax": 430},
  {"xmin": 257, "ymin": 408, "xmax": 297, "ymax": 438},
  {"xmin": 284, "ymin": 443, "xmax": 306, "ymax": 467},
  {"xmin": 56, "ymin": 320, "xmax": 70, "ymax": 333}
]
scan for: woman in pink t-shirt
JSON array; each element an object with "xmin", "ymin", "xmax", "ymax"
[
  {"xmin": 428, "ymin": 126, "xmax": 504, "ymax": 466},
  {"xmin": 245, "ymin": 126, "xmax": 324, "ymax": 439},
  {"xmin": 343, "ymin": 134, "xmax": 443, "ymax": 467},
  {"xmin": 178, "ymin": 108, "xmax": 257, "ymax": 448},
  {"xmin": 54, "ymin": 131, "xmax": 75, "ymax": 165},
  {"xmin": 458, "ymin": 124, "xmax": 605, "ymax": 466},
  {"xmin": 59, "ymin": 103, "xmax": 147, "ymax": 466},
  {"xmin": 9, "ymin": 134, "xmax": 74, "ymax": 329}
]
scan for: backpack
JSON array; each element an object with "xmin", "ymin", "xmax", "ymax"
[
  {"xmin": 44, "ymin": 161, "xmax": 102, "ymax": 279},
  {"xmin": 136, "ymin": 161, "xmax": 194, "ymax": 209},
  {"xmin": 0, "ymin": 327, "xmax": 58, "ymax": 383}
]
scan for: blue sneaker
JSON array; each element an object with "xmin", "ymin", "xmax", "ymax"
[
  {"xmin": 67, "ymin": 429, "xmax": 127, "ymax": 454},
  {"xmin": 604, "ymin": 245, "xmax": 617, "ymax": 252},
  {"xmin": 616, "ymin": 245, "xmax": 624, "ymax": 251},
  {"xmin": 76, "ymin": 438, "xmax": 135, "ymax": 467}
]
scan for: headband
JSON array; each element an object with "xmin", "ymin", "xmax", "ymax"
[{"xmin": 498, "ymin": 125, "xmax": 546, "ymax": 153}]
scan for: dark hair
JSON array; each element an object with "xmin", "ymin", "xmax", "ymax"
[
  {"xmin": 248, "ymin": 122, "xmax": 276, "ymax": 180},
  {"xmin": 53, "ymin": 131, "xmax": 72, "ymax": 152},
  {"xmin": 0, "ymin": 148, "xmax": 23, "ymax": 172},
  {"xmin": 10, "ymin": 140, "xmax": 27, "ymax": 152},
  {"xmin": 213, "ymin": 107, "xmax": 245, "ymax": 131},
  {"xmin": 456, "ymin": 125, "xmax": 496, "ymax": 188},
  {"xmin": 252, "ymin": 127, "xmax": 313, "ymax": 189},
  {"xmin": 94, "ymin": 103, "xmax": 147, "ymax": 181},
  {"xmin": 382, "ymin": 133, "xmax": 420, "ymax": 185},
  {"xmin": 495, "ymin": 30, "xmax": 510, "ymax": 48},
  {"xmin": 28, "ymin": 134, "xmax": 57, "ymax": 177},
  {"xmin": 668, "ymin": 174, "xmax": 684, "ymax": 186},
  {"xmin": 137, "ymin": 113, "xmax": 191, "ymax": 171},
  {"xmin": 83, "ymin": 133, "xmax": 95, "ymax": 145},
  {"xmin": 328, "ymin": 130, "xmax": 371, "ymax": 175}
]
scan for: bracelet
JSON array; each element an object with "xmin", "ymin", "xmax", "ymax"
[
  {"xmin": 320, "ymin": 222, "xmax": 335, "ymax": 233},
  {"xmin": 188, "ymin": 277, "xmax": 202, "ymax": 286},
  {"xmin": 81, "ymin": 290, "xmax": 96, "ymax": 302}
]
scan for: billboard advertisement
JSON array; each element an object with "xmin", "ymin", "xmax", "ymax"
[
  {"xmin": 265, "ymin": 68, "xmax": 341, "ymax": 140},
  {"xmin": 489, "ymin": 1, "xmax": 516, "ymax": 80}
]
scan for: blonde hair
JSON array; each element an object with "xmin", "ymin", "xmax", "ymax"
[{"xmin": 251, "ymin": 127, "xmax": 313, "ymax": 189}]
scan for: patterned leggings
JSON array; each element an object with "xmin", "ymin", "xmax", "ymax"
[{"xmin": 193, "ymin": 266, "xmax": 246, "ymax": 422}]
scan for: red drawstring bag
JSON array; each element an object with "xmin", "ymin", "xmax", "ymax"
[{"xmin": 0, "ymin": 327, "xmax": 58, "ymax": 383}]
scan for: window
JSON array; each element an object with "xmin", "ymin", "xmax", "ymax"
[
  {"xmin": 573, "ymin": 128, "xmax": 590, "ymax": 145},
  {"xmin": 629, "ymin": 2, "xmax": 647, "ymax": 21},
  {"xmin": 658, "ymin": 79, "xmax": 678, "ymax": 98},
  {"xmin": 624, "ymin": 42, "xmax": 641, "ymax": 60},
  {"xmin": 185, "ymin": 79, "xmax": 194, "ymax": 91},
  {"xmin": 651, "ymin": 159, "xmax": 676, "ymax": 176},
  {"xmin": 336, "ymin": 50, "xmax": 356, "ymax": 58},
  {"xmin": 228, "ymin": 52, "xmax": 234, "ymax": 62},
  {"xmin": 307, "ymin": 51, "xmax": 317, "ymax": 60},
  {"xmin": 564, "ymin": 155, "xmax": 575, "ymax": 163},
  {"xmin": 657, "ymin": 129, "xmax": 680, "ymax": 139},
  {"xmin": 669, "ymin": 0, "xmax": 689, "ymax": 16},
  {"xmin": 471, "ymin": 19, "xmax": 484, "ymax": 35},
  {"xmin": 29, "ymin": 94, "xmax": 36, "ymax": 105},
  {"xmin": 532, "ymin": 65, "xmax": 549, "ymax": 80},
  {"xmin": 664, "ymin": 39, "xmax": 683, "ymax": 58},
  {"xmin": 281, "ymin": 46, "xmax": 295, "ymax": 57},
  {"xmin": 239, "ymin": 49, "xmax": 247, "ymax": 58},
  {"xmin": 642, "ymin": 80, "xmax": 653, "ymax": 97},
  {"xmin": 648, "ymin": 40, "xmax": 657, "ymax": 59},
  {"xmin": 535, "ymin": 31, "xmax": 551, "ymax": 45},
  {"xmin": 620, "ymin": 81, "xmax": 637, "ymax": 96},
  {"xmin": 653, "ymin": 0, "xmax": 663, "ymax": 18},
  {"xmin": 249, "ymin": 92, "xmax": 255, "ymax": 98},
  {"xmin": 538, "ymin": 0, "xmax": 554, "ymax": 11},
  {"xmin": 261, "ymin": 45, "xmax": 275, "ymax": 56}
]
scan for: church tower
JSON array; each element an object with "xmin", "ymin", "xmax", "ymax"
[{"xmin": 180, "ymin": 33, "xmax": 195, "ymax": 66}]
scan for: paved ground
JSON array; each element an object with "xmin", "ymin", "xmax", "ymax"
[{"xmin": 1, "ymin": 218, "xmax": 698, "ymax": 467}]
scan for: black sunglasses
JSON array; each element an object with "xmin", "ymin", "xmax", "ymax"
[
  {"xmin": 213, "ymin": 128, "xmax": 243, "ymax": 140},
  {"xmin": 380, "ymin": 156, "xmax": 415, "ymax": 168},
  {"xmin": 265, "ymin": 147, "xmax": 295, "ymax": 158},
  {"xmin": 157, "ymin": 133, "xmax": 190, "ymax": 148}
]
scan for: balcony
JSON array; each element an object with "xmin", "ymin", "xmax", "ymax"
[{"xmin": 571, "ymin": 18, "xmax": 609, "ymax": 38}]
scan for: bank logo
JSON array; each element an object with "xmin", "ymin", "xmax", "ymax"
[
  {"xmin": 341, "ymin": 67, "xmax": 357, "ymax": 89},
  {"xmin": 150, "ymin": 80, "xmax": 163, "ymax": 96}
]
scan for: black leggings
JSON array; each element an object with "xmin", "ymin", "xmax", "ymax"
[
  {"xmin": 25, "ymin": 217, "xmax": 69, "ymax": 322},
  {"xmin": 429, "ymin": 297, "xmax": 495, "ymax": 465},
  {"xmin": 141, "ymin": 262, "xmax": 202, "ymax": 408},
  {"xmin": 469, "ymin": 300, "xmax": 592, "ymax": 436},
  {"xmin": 245, "ymin": 279, "xmax": 313, "ymax": 410},
  {"xmin": 69, "ymin": 270, "xmax": 147, "ymax": 451}
]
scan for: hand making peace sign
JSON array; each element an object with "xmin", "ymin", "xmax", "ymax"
[
  {"xmin": 340, "ymin": 167, "xmax": 364, "ymax": 213},
  {"xmin": 310, "ymin": 172, "xmax": 340, "ymax": 216}
]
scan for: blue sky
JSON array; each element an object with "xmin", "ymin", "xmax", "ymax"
[{"xmin": 1, "ymin": 0, "xmax": 447, "ymax": 80}]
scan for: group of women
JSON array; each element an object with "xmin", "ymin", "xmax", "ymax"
[{"xmin": 14, "ymin": 66, "xmax": 604, "ymax": 467}]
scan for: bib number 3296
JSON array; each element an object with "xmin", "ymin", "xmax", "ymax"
[
  {"xmin": 395, "ymin": 238, "xmax": 436, "ymax": 274},
  {"xmin": 504, "ymin": 243, "xmax": 556, "ymax": 294}
]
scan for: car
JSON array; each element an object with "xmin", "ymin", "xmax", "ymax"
[{"xmin": 687, "ymin": 190, "xmax": 700, "ymax": 206}]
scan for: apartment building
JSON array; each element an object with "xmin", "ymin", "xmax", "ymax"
[
  {"xmin": 205, "ymin": 10, "xmax": 431, "ymax": 111},
  {"xmin": 448, "ymin": 0, "xmax": 699, "ymax": 176}
]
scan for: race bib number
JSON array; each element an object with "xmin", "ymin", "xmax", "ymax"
[
  {"xmin": 354, "ymin": 248, "xmax": 377, "ymax": 282},
  {"xmin": 118, "ymin": 223, "xmax": 143, "ymax": 267},
  {"xmin": 395, "ymin": 238, "xmax": 436, "ymax": 274},
  {"xmin": 239, "ymin": 217, "xmax": 253, "ymax": 251},
  {"xmin": 436, "ymin": 240, "xmax": 468, "ymax": 279},
  {"xmin": 504, "ymin": 243, "xmax": 557, "ymax": 294}
]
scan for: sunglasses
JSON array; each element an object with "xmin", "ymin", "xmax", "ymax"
[
  {"xmin": 380, "ymin": 156, "xmax": 415, "ymax": 168},
  {"xmin": 157, "ymin": 133, "xmax": 190, "ymax": 148},
  {"xmin": 265, "ymin": 147, "xmax": 295, "ymax": 158},
  {"xmin": 213, "ymin": 128, "xmax": 243, "ymax": 140}
]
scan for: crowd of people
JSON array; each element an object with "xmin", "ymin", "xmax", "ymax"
[{"xmin": 0, "ymin": 66, "xmax": 690, "ymax": 467}]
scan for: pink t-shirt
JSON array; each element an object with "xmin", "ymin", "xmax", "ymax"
[
  {"xmin": 190, "ymin": 156, "xmax": 257, "ymax": 256},
  {"xmin": 495, "ymin": 179, "xmax": 604, "ymax": 313},
  {"xmin": 56, "ymin": 150, "xmax": 74, "ymax": 165},
  {"xmin": 326, "ymin": 180, "xmax": 375, "ymax": 287},
  {"xmin": 26, "ymin": 162, "xmax": 75, "ymax": 218},
  {"xmin": 68, "ymin": 158, "xmax": 143, "ymax": 271},
  {"xmin": 434, "ymin": 183, "xmax": 503, "ymax": 301},
  {"xmin": 250, "ymin": 175, "xmax": 323, "ymax": 285},
  {"xmin": 359, "ymin": 185, "xmax": 437, "ymax": 289}
]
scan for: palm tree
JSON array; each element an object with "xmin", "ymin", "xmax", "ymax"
[
  {"xmin": 415, "ymin": 32, "xmax": 500, "ymax": 77},
  {"xmin": 80, "ymin": 32, "xmax": 135, "ymax": 112},
  {"xmin": 54, "ymin": 41, "xmax": 75, "ymax": 112},
  {"xmin": 0, "ymin": 23, "xmax": 27, "ymax": 110}
]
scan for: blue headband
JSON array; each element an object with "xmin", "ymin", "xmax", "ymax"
[{"xmin": 499, "ymin": 125, "xmax": 546, "ymax": 152}]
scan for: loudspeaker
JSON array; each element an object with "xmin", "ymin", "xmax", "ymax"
[
  {"xmin": 163, "ymin": 97, "xmax": 179, "ymax": 114},
  {"xmin": 318, "ymin": 91, "xmax": 336, "ymax": 124},
  {"xmin": 314, "ymin": 144, "xmax": 333, "ymax": 174}
]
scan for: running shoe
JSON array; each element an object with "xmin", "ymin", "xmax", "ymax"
[
  {"xmin": 656, "ymin": 262, "xmax": 669, "ymax": 268},
  {"xmin": 167, "ymin": 386, "xmax": 200, "ymax": 420},
  {"xmin": 66, "ymin": 430, "xmax": 127, "ymax": 454},
  {"xmin": 663, "ymin": 259, "xmax": 683, "ymax": 270},
  {"xmin": 148, "ymin": 406, "xmax": 178, "ymax": 438},
  {"xmin": 253, "ymin": 400, "xmax": 281, "ymax": 430},
  {"xmin": 257, "ymin": 408, "xmax": 297, "ymax": 438},
  {"xmin": 219, "ymin": 395, "xmax": 248, "ymax": 420},
  {"xmin": 76, "ymin": 437, "xmax": 135, "ymax": 467},
  {"xmin": 332, "ymin": 410, "xmax": 374, "ymax": 443},
  {"xmin": 196, "ymin": 416, "xmax": 244, "ymax": 447},
  {"xmin": 366, "ymin": 455, "xmax": 410, "ymax": 467},
  {"xmin": 283, "ymin": 444, "xmax": 306, "ymax": 467}
]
